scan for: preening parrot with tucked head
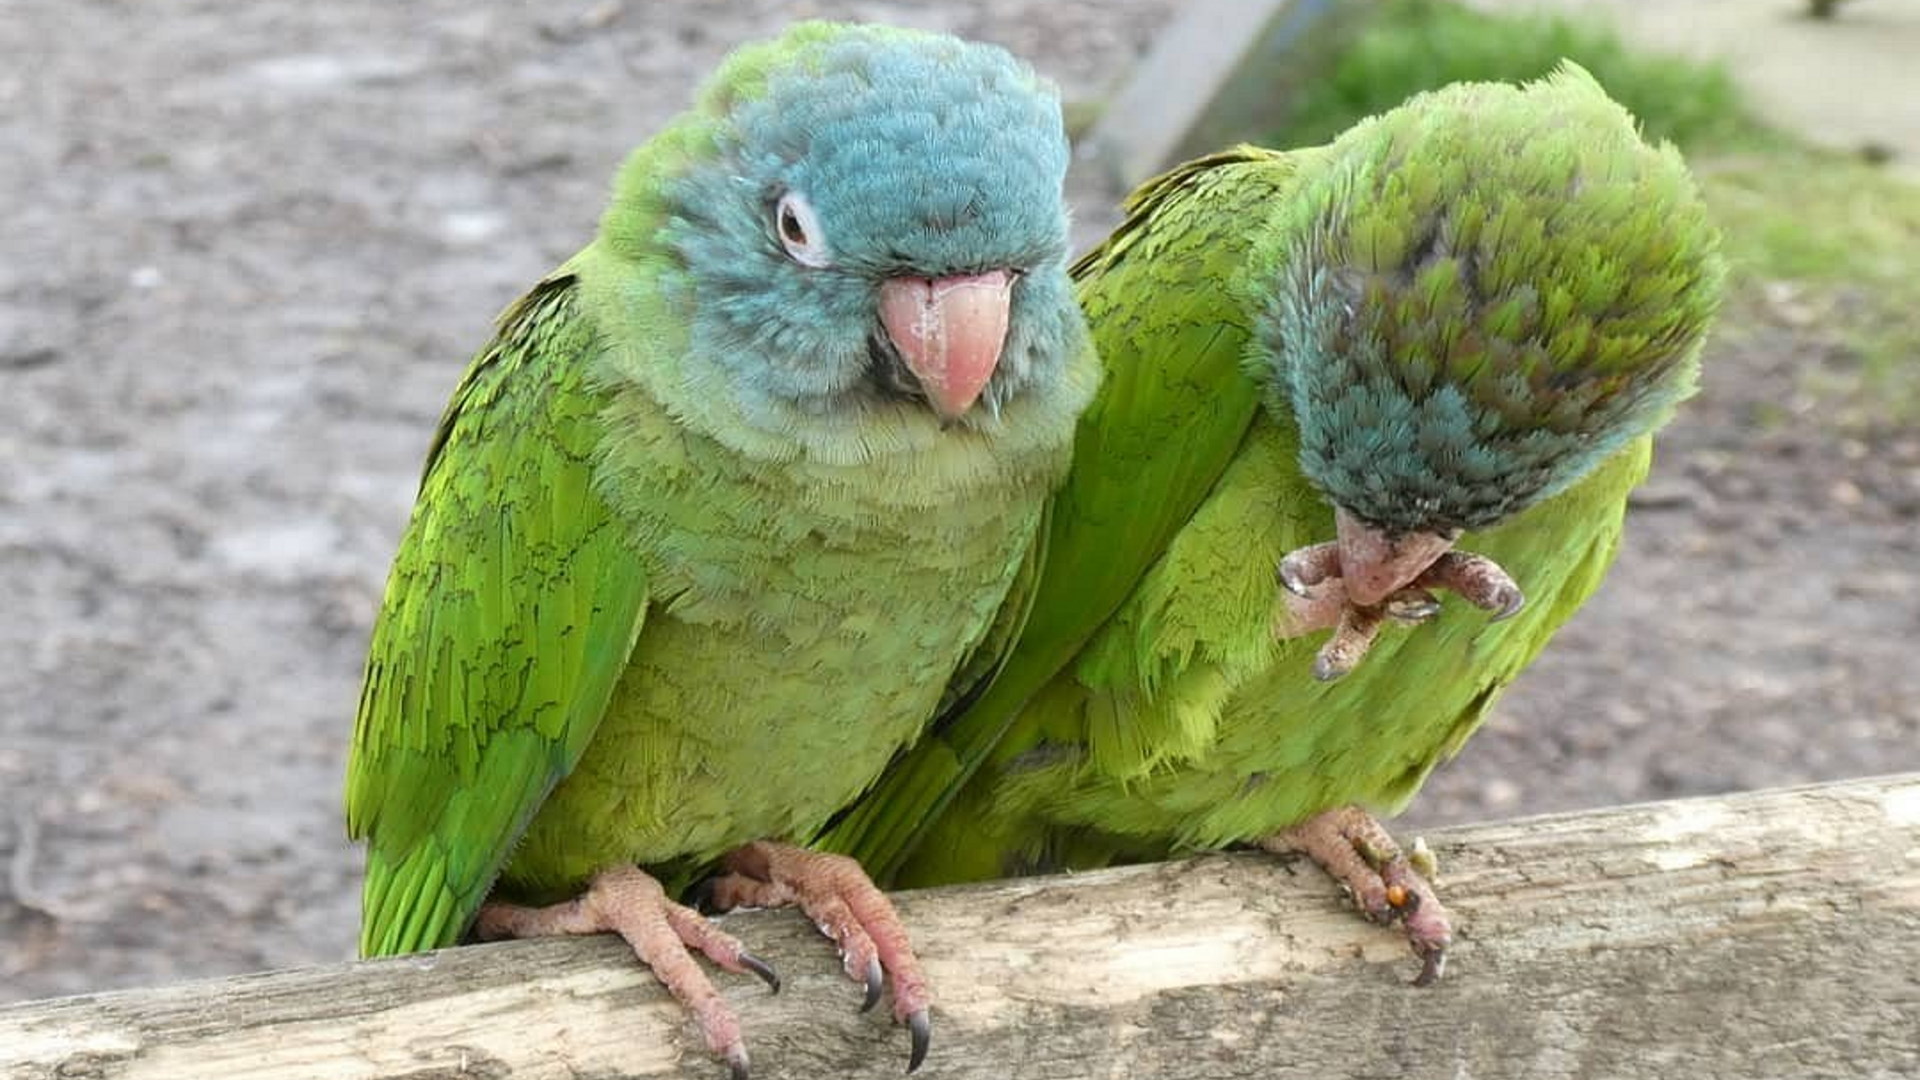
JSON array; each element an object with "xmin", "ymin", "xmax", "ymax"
[
  {"xmin": 818, "ymin": 64, "xmax": 1726, "ymax": 983},
  {"xmin": 344, "ymin": 21, "xmax": 1097, "ymax": 1076}
]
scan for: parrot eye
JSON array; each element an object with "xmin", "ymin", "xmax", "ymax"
[{"xmin": 773, "ymin": 190, "xmax": 831, "ymax": 268}]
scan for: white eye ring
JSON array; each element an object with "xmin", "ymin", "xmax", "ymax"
[{"xmin": 774, "ymin": 190, "xmax": 831, "ymax": 268}]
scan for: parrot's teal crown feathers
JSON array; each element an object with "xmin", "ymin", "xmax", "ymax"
[
  {"xmin": 1262, "ymin": 64, "xmax": 1725, "ymax": 534},
  {"xmin": 598, "ymin": 21, "xmax": 1085, "ymax": 438}
]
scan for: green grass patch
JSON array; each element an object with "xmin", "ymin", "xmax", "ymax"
[
  {"xmin": 1236, "ymin": 0, "xmax": 1920, "ymax": 426},
  {"xmin": 1263, "ymin": 0, "xmax": 1769, "ymax": 152}
]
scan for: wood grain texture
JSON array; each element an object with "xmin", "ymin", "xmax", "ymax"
[{"xmin": 5, "ymin": 775, "xmax": 1918, "ymax": 1080}]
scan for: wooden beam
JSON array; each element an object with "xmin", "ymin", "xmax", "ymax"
[{"xmin": 5, "ymin": 775, "xmax": 1918, "ymax": 1079}]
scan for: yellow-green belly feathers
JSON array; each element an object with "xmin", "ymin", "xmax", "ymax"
[{"xmin": 507, "ymin": 404, "xmax": 1053, "ymax": 895}]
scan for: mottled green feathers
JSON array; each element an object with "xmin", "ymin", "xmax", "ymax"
[{"xmin": 1269, "ymin": 65, "xmax": 1724, "ymax": 533}]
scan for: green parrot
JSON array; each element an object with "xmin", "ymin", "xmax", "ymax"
[
  {"xmin": 818, "ymin": 65, "xmax": 1725, "ymax": 983},
  {"xmin": 344, "ymin": 22, "xmax": 1097, "ymax": 1076}
]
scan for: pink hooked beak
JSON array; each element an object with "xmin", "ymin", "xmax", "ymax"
[{"xmin": 877, "ymin": 269, "xmax": 1015, "ymax": 419}]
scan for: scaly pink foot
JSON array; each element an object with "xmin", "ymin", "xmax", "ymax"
[
  {"xmin": 474, "ymin": 865, "xmax": 780, "ymax": 1080},
  {"xmin": 1275, "ymin": 509, "xmax": 1525, "ymax": 680},
  {"xmin": 1261, "ymin": 805, "xmax": 1453, "ymax": 986},
  {"xmin": 1273, "ymin": 574, "xmax": 1448, "ymax": 680},
  {"xmin": 703, "ymin": 840, "xmax": 932, "ymax": 1072}
]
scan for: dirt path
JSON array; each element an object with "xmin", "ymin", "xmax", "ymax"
[{"xmin": 2, "ymin": 0, "xmax": 1915, "ymax": 1001}]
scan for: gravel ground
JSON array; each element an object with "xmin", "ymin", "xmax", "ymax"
[{"xmin": 3, "ymin": 0, "xmax": 1917, "ymax": 1002}]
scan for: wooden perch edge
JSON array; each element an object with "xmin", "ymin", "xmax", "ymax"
[{"xmin": 5, "ymin": 774, "xmax": 1919, "ymax": 1080}]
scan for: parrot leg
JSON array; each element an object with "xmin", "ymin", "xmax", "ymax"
[
  {"xmin": 1275, "ymin": 573, "xmax": 1443, "ymax": 637},
  {"xmin": 1274, "ymin": 522, "xmax": 1523, "ymax": 680},
  {"xmin": 1311, "ymin": 603, "xmax": 1389, "ymax": 682},
  {"xmin": 1279, "ymin": 532, "xmax": 1523, "ymax": 626},
  {"xmin": 703, "ymin": 840, "xmax": 932, "ymax": 1073},
  {"xmin": 1276, "ymin": 539, "xmax": 1342, "ymax": 595},
  {"xmin": 1260, "ymin": 805, "xmax": 1452, "ymax": 987},
  {"xmin": 1274, "ymin": 572, "xmax": 1444, "ymax": 681},
  {"xmin": 474, "ymin": 866, "xmax": 779, "ymax": 1080},
  {"xmin": 1411, "ymin": 551, "xmax": 1525, "ymax": 619}
]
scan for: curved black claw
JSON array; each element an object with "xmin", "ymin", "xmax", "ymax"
[
  {"xmin": 1276, "ymin": 540, "xmax": 1340, "ymax": 598},
  {"xmin": 1383, "ymin": 867, "xmax": 1451, "ymax": 987},
  {"xmin": 1383, "ymin": 588, "xmax": 1443, "ymax": 625},
  {"xmin": 859, "ymin": 956, "xmax": 884, "ymax": 1013},
  {"xmin": 1311, "ymin": 647, "xmax": 1349, "ymax": 683},
  {"xmin": 1417, "ymin": 551, "xmax": 1526, "ymax": 623},
  {"xmin": 1411, "ymin": 944, "xmax": 1447, "ymax": 988},
  {"xmin": 1487, "ymin": 586, "xmax": 1526, "ymax": 622},
  {"xmin": 740, "ymin": 951, "xmax": 782, "ymax": 994},
  {"xmin": 1311, "ymin": 603, "xmax": 1387, "ymax": 682},
  {"xmin": 1276, "ymin": 557, "xmax": 1313, "ymax": 598},
  {"xmin": 685, "ymin": 875, "xmax": 719, "ymax": 914},
  {"xmin": 906, "ymin": 1008, "xmax": 932, "ymax": 1073},
  {"xmin": 726, "ymin": 1045, "xmax": 751, "ymax": 1080}
]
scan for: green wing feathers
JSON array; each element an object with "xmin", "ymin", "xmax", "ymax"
[
  {"xmin": 1041, "ymin": 147, "xmax": 1296, "ymax": 668},
  {"xmin": 817, "ymin": 148, "xmax": 1308, "ymax": 882},
  {"xmin": 346, "ymin": 274, "xmax": 649, "ymax": 956}
]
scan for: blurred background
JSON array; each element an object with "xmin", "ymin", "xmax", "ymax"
[{"xmin": 2, "ymin": 0, "xmax": 1916, "ymax": 1001}]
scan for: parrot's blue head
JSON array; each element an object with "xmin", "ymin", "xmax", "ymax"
[
  {"xmin": 1258, "ymin": 67, "xmax": 1724, "ymax": 538},
  {"xmin": 605, "ymin": 21, "xmax": 1087, "ymax": 440}
]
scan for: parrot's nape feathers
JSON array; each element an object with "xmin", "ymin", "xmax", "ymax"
[{"xmin": 1262, "ymin": 63, "xmax": 1726, "ymax": 535}]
